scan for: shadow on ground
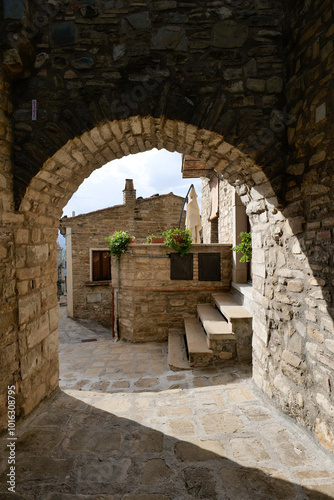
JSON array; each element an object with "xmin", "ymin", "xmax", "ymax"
[{"xmin": 0, "ymin": 389, "xmax": 333, "ymax": 500}]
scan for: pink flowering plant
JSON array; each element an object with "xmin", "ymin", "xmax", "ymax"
[{"xmin": 105, "ymin": 231, "xmax": 133, "ymax": 260}]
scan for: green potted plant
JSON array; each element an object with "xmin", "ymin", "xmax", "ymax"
[
  {"xmin": 162, "ymin": 228, "xmax": 193, "ymax": 257},
  {"xmin": 105, "ymin": 231, "xmax": 134, "ymax": 260},
  {"xmin": 232, "ymin": 232, "xmax": 252, "ymax": 262},
  {"xmin": 146, "ymin": 234, "xmax": 164, "ymax": 244}
]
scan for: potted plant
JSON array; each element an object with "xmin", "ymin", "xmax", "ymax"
[
  {"xmin": 232, "ymin": 232, "xmax": 252, "ymax": 262},
  {"xmin": 105, "ymin": 231, "xmax": 134, "ymax": 260},
  {"xmin": 146, "ymin": 234, "xmax": 164, "ymax": 244},
  {"xmin": 162, "ymin": 228, "xmax": 193, "ymax": 257}
]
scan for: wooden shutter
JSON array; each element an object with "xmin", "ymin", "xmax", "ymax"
[{"xmin": 92, "ymin": 251, "xmax": 111, "ymax": 281}]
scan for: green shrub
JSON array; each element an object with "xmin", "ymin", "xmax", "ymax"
[
  {"xmin": 146, "ymin": 234, "xmax": 163, "ymax": 243},
  {"xmin": 162, "ymin": 228, "xmax": 192, "ymax": 257},
  {"xmin": 105, "ymin": 231, "xmax": 132, "ymax": 260},
  {"xmin": 232, "ymin": 232, "xmax": 252, "ymax": 263}
]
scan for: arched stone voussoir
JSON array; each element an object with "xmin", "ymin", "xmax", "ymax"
[{"xmin": 19, "ymin": 116, "xmax": 279, "ymax": 219}]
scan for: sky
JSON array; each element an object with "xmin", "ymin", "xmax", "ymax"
[{"xmin": 58, "ymin": 148, "xmax": 202, "ymax": 247}]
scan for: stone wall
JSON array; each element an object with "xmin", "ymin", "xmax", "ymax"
[
  {"xmin": 0, "ymin": 226, "xmax": 18, "ymax": 430},
  {"xmin": 200, "ymin": 178, "xmax": 212, "ymax": 244},
  {"xmin": 59, "ymin": 191, "xmax": 185, "ymax": 326},
  {"xmin": 251, "ymin": 0, "xmax": 334, "ymax": 452},
  {"xmin": 0, "ymin": 69, "xmax": 21, "ymax": 429},
  {"xmin": 1, "ymin": 67, "xmax": 60, "ymax": 421},
  {"xmin": 0, "ymin": 0, "xmax": 333, "ymax": 455},
  {"xmin": 115, "ymin": 244, "xmax": 232, "ymax": 342},
  {"xmin": 7, "ymin": 114, "xmax": 280, "ymax": 429},
  {"xmin": 201, "ymin": 177, "xmax": 234, "ymax": 245},
  {"xmin": 65, "ymin": 228, "xmax": 113, "ymax": 327},
  {"xmin": 219, "ymin": 180, "xmax": 234, "ymax": 245},
  {"xmin": 1, "ymin": 0, "xmax": 285, "ymax": 208}
]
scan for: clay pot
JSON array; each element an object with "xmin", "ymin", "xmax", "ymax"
[{"xmin": 150, "ymin": 237, "xmax": 164, "ymax": 244}]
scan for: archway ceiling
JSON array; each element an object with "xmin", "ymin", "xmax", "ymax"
[{"xmin": 3, "ymin": 1, "xmax": 285, "ymax": 207}]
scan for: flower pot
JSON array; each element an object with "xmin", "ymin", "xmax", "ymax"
[
  {"xmin": 150, "ymin": 237, "xmax": 164, "ymax": 244},
  {"xmin": 129, "ymin": 237, "xmax": 136, "ymax": 244},
  {"xmin": 173, "ymin": 235, "xmax": 182, "ymax": 244},
  {"xmin": 162, "ymin": 229, "xmax": 192, "ymax": 257}
]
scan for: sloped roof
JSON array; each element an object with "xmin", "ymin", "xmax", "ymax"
[{"xmin": 59, "ymin": 191, "xmax": 184, "ymax": 226}]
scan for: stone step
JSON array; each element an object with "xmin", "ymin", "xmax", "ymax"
[
  {"xmin": 212, "ymin": 293, "xmax": 253, "ymax": 363},
  {"xmin": 212, "ymin": 293, "xmax": 253, "ymax": 323},
  {"xmin": 197, "ymin": 303, "xmax": 234, "ymax": 340},
  {"xmin": 168, "ymin": 331, "xmax": 190, "ymax": 371},
  {"xmin": 184, "ymin": 317, "xmax": 214, "ymax": 367}
]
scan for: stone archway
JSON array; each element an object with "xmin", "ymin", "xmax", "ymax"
[
  {"xmin": 1, "ymin": 0, "xmax": 333, "ymax": 454},
  {"xmin": 1, "ymin": 1, "xmax": 286, "ymax": 210},
  {"xmin": 7, "ymin": 115, "xmax": 281, "ymax": 427}
]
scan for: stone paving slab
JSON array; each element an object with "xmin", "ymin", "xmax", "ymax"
[{"xmin": 1, "ymin": 308, "xmax": 334, "ymax": 499}]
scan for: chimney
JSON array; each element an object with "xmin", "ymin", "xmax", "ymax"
[{"xmin": 123, "ymin": 179, "xmax": 136, "ymax": 205}]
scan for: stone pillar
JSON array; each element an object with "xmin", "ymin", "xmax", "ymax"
[{"xmin": 15, "ymin": 213, "xmax": 60, "ymax": 417}]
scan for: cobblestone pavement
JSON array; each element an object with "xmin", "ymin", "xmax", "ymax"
[{"xmin": 1, "ymin": 307, "xmax": 334, "ymax": 499}]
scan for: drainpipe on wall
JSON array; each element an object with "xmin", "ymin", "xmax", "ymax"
[
  {"xmin": 111, "ymin": 285, "xmax": 115, "ymax": 338},
  {"xmin": 114, "ymin": 258, "xmax": 120, "ymax": 341},
  {"xmin": 66, "ymin": 227, "xmax": 74, "ymax": 317}
]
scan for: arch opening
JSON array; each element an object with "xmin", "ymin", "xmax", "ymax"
[
  {"xmin": 1, "ymin": 0, "xmax": 333, "ymax": 458},
  {"xmin": 4, "ymin": 115, "xmax": 334, "ymax": 454},
  {"xmin": 13, "ymin": 116, "xmax": 278, "ymax": 417}
]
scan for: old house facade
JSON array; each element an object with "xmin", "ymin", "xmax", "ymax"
[
  {"xmin": 183, "ymin": 155, "xmax": 251, "ymax": 289},
  {"xmin": 59, "ymin": 179, "xmax": 186, "ymax": 326}
]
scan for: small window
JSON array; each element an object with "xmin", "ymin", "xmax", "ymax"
[{"xmin": 92, "ymin": 250, "xmax": 111, "ymax": 282}]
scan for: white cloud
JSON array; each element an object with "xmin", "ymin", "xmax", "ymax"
[{"xmin": 61, "ymin": 149, "xmax": 202, "ymax": 218}]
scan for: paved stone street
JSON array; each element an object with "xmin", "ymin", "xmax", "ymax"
[{"xmin": 1, "ymin": 306, "xmax": 334, "ymax": 499}]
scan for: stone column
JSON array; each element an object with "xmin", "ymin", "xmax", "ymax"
[{"xmin": 14, "ymin": 216, "xmax": 60, "ymax": 418}]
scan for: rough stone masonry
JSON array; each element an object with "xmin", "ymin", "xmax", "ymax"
[{"xmin": 0, "ymin": 0, "xmax": 333, "ymax": 453}]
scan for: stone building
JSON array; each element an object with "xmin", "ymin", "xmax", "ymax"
[
  {"xmin": 0, "ymin": 0, "xmax": 333, "ymax": 454},
  {"xmin": 183, "ymin": 155, "xmax": 252, "ymax": 289},
  {"xmin": 59, "ymin": 179, "xmax": 186, "ymax": 326}
]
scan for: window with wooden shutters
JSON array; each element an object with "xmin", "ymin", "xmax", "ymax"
[{"xmin": 92, "ymin": 250, "xmax": 111, "ymax": 282}]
